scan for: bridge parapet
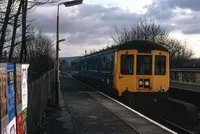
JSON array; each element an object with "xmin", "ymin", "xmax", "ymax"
[{"xmin": 170, "ymin": 68, "xmax": 200, "ymax": 85}]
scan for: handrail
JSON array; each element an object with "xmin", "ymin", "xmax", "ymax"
[{"xmin": 170, "ymin": 68, "xmax": 200, "ymax": 85}]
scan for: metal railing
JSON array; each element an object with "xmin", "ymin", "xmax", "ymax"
[
  {"xmin": 27, "ymin": 69, "xmax": 55, "ymax": 133},
  {"xmin": 170, "ymin": 68, "xmax": 200, "ymax": 85}
]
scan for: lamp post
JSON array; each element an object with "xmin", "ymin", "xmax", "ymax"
[{"xmin": 56, "ymin": 0, "xmax": 83, "ymax": 107}]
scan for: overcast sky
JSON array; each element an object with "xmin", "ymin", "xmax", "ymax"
[{"xmin": 30, "ymin": 0, "xmax": 200, "ymax": 57}]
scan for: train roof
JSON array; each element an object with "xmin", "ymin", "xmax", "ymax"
[
  {"xmin": 117, "ymin": 40, "xmax": 168, "ymax": 51},
  {"xmin": 72, "ymin": 40, "xmax": 168, "ymax": 62}
]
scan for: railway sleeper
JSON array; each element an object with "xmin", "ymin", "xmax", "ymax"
[{"xmin": 161, "ymin": 98, "xmax": 199, "ymax": 126}]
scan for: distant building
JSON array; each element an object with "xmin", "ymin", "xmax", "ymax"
[{"xmin": 60, "ymin": 56, "xmax": 81, "ymax": 72}]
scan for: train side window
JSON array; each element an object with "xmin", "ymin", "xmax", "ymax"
[
  {"xmin": 155, "ymin": 55, "xmax": 166, "ymax": 75},
  {"xmin": 120, "ymin": 54, "xmax": 134, "ymax": 75},
  {"xmin": 85, "ymin": 60, "xmax": 87, "ymax": 70},
  {"xmin": 110, "ymin": 55, "xmax": 114, "ymax": 71},
  {"xmin": 103, "ymin": 57, "xmax": 106, "ymax": 63},
  {"xmin": 99, "ymin": 57, "xmax": 102, "ymax": 71},
  {"xmin": 98, "ymin": 58, "xmax": 101, "ymax": 70}
]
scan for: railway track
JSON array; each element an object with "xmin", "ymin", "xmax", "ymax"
[
  {"xmin": 160, "ymin": 107, "xmax": 200, "ymax": 133},
  {"xmin": 121, "ymin": 97, "xmax": 199, "ymax": 134},
  {"xmin": 162, "ymin": 119, "xmax": 196, "ymax": 134},
  {"xmin": 161, "ymin": 99, "xmax": 200, "ymax": 134},
  {"xmin": 98, "ymin": 89, "xmax": 200, "ymax": 133},
  {"xmin": 167, "ymin": 86, "xmax": 200, "ymax": 133},
  {"xmin": 120, "ymin": 98, "xmax": 200, "ymax": 134}
]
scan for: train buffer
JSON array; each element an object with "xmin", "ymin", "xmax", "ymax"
[{"xmin": 38, "ymin": 72, "xmax": 177, "ymax": 134}]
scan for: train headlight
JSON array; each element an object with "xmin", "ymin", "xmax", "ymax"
[
  {"xmin": 145, "ymin": 81, "xmax": 149, "ymax": 86},
  {"xmin": 144, "ymin": 79, "xmax": 150, "ymax": 88},
  {"xmin": 139, "ymin": 80, "xmax": 143, "ymax": 85},
  {"xmin": 138, "ymin": 79, "xmax": 143, "ymax": 88}
]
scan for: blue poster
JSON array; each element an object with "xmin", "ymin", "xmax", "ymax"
[{"xmin": 7, "ymin": 63, "xmax": 16, "ymax": 122}]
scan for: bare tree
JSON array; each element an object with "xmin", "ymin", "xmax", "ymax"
[
  {"xmin": 0, "ymin": 0, "xmax": 15, "ymax": 57},
  {"xmin": 160, "ymin": 39, "xmax": 194, "ymax": 67},
  {"xmin": 0, "ymin": 0, "xmax": 57, "ymax": 61},
  {"xmin": 112, "ymin": 19, "xmax": 169, "ymax": 45},
  {"xmin": 112, "ymin": 19, "xmax": 194, "ymax": 67},
  {"xmin": 13, "ymin": 28, "xmax": 55, "ymax": 80},
  {"xmin": 20, "ymin": 0, "xmax": 56, "ymax": 63},
  {"xmin": 8, "ymin": 0, "xmax": 22, "ymax": 61}
]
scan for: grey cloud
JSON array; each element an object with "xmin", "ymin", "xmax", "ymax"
[
  {"xmin": 31, "ymin": 1, "xmax": 200, "ymax": 48},
  {"xmin": 169, "ymin": 12, "xmax": 200, "ymax": 34},
  {"xmin": 64, "ymin": 27, "xmax": 111, "ymax": 45},
  {"xmin": 31, "ymin": 4, "xmax": 140, "ymax": 46},
  {"xmin": 167, "ymin": 0, "xmax": 200, "ymax": 11},
  {"xmin": 144, "ymin": 0, "xmax": 200, "ymax": 34},
  {"xmin": 144, "ymin": 0, "xmax": 173, "ymax": 21},
  {"xmin": 78, "ymin": 4, "xmax": 120, "ymax": 18},
  {"xmin": 34, "ymin": 4, "xmax": 140, "ymax": 34},
  {"xmin": 182, "ymin": 27, "xmax": 200, "ymax": 34},
  {"xmin": 148, "ymin": 0, "xmax": 200, "ymax": 11}
]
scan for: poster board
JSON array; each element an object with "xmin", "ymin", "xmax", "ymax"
[
  {"xmin": 21, "ymin": 64, "xmax": 29, "ymax": 134},
  {"xmin": 16, "ymin": 113, "xmax": 22, "ymax": 134},
  {"xmin": 21, "ymin": 64, "xmax": 29, "ymax": 111},
  {"xmin": 15, "ymin": 64, "xmax": 22, "ymax": 115},
  {"xmin": 22, "ymin": 109, "xmax": 27, "ymax": 134},
  {"xmin": 6, "ymin": 117, "xmax": 16, "ymax": 134},
  {"xmin": 16, "ymin": 64, "xmax": 23, "ymax": 134},
  {"xmin": 1, "ymin": 63, "xmax": 29, "ymax": 134},
  {"xmin": 6, "ymin": 63, "xmax": 16, "ymax": 134},
  {"xmin": 0, "ymin": 63, "xmax": 8, "ymax": 134}
]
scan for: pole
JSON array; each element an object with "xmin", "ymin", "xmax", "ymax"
[
  {"xmin": 56, "ymin": 4, "xmax": 61, "ymax": 107},
  {"xmin": 55, "ymin": 1, "xmax": 83, "ymax": 107}
]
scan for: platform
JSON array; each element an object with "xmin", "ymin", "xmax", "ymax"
[{"xmin": 39, "ymin": 72, "xmax": 177, "ymax": 134}]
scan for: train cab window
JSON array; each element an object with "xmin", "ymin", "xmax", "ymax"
[
  {"xmin": 155, "ymin": 55, "xmax": 166, "ymax": 75},
  {"xmin": 137, "ymin": 55, "xmax": 152, "ymax": 75},
  {"xmin": 120, "ymin": 54, "xmax": 134, "ymax": 75}
]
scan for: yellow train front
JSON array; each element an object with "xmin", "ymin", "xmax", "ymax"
[
  {"xmin": 114, "ymin": 41, "xmax": 169, "ymax": 94},
  {"xmin": 114, "ymin": 41, "xmax": 169, "ymax": 109},
  {"xmin": 71, "ymin": 40, "xmax": 169, "ymax": 110}
]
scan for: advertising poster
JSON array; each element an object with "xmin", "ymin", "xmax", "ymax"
[
  {"xmin": 7, "ymin": 63, "xmax": 16, "ymax": 134},
  {"xmin": 21, "ymin": 64, "xmax": 29, "ymax": 111},
  {"xmin": 15, "ymin": 64, "xmax": 22, "ymax": 114},
  {"xmin": 1, "ymin": 127, "xmax": 7, "ymax": 134},
  {"xmin": 7, "ymin": 63, "xmax": 15, "ymax": 122},
  {"xmin": 6, "ymin": 117, "xmax": 16, "ymax": 134},
  {"xmin": 0, "ymin": 63, "xmax": 8, "ymax": 134},
  {"xmin": 22, "ymin": 109, "xmax": 27, "ymax": 134},
  {"xmin": 16, "ymin": 113, "xmax": 22, "ymax": 134}
]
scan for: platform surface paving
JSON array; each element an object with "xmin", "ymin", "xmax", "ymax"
[{"xmin": 38, "ymin": 72, "xmax": 175, "ymax": 134}]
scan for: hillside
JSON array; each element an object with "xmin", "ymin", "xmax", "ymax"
[{"xmin": 60, "ymin": 56, "xmax": 81, "ymax": 63}]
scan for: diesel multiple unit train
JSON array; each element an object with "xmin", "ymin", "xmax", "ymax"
[
  {"xmin": 71, "ymin": 40, "xmax": 169, "ymax": 100},
  {"xmin": 71, "ymin": 40, "xmax": 198, "ymax": 125}
]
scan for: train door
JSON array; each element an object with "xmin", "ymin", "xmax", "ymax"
[
  {"xmin": 116, "ymin": 50, "xmax": 136, "ymax": 96},
  {"xmin": 136, "ymin": 54, "xmax": 152, "ymax": 91}
]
